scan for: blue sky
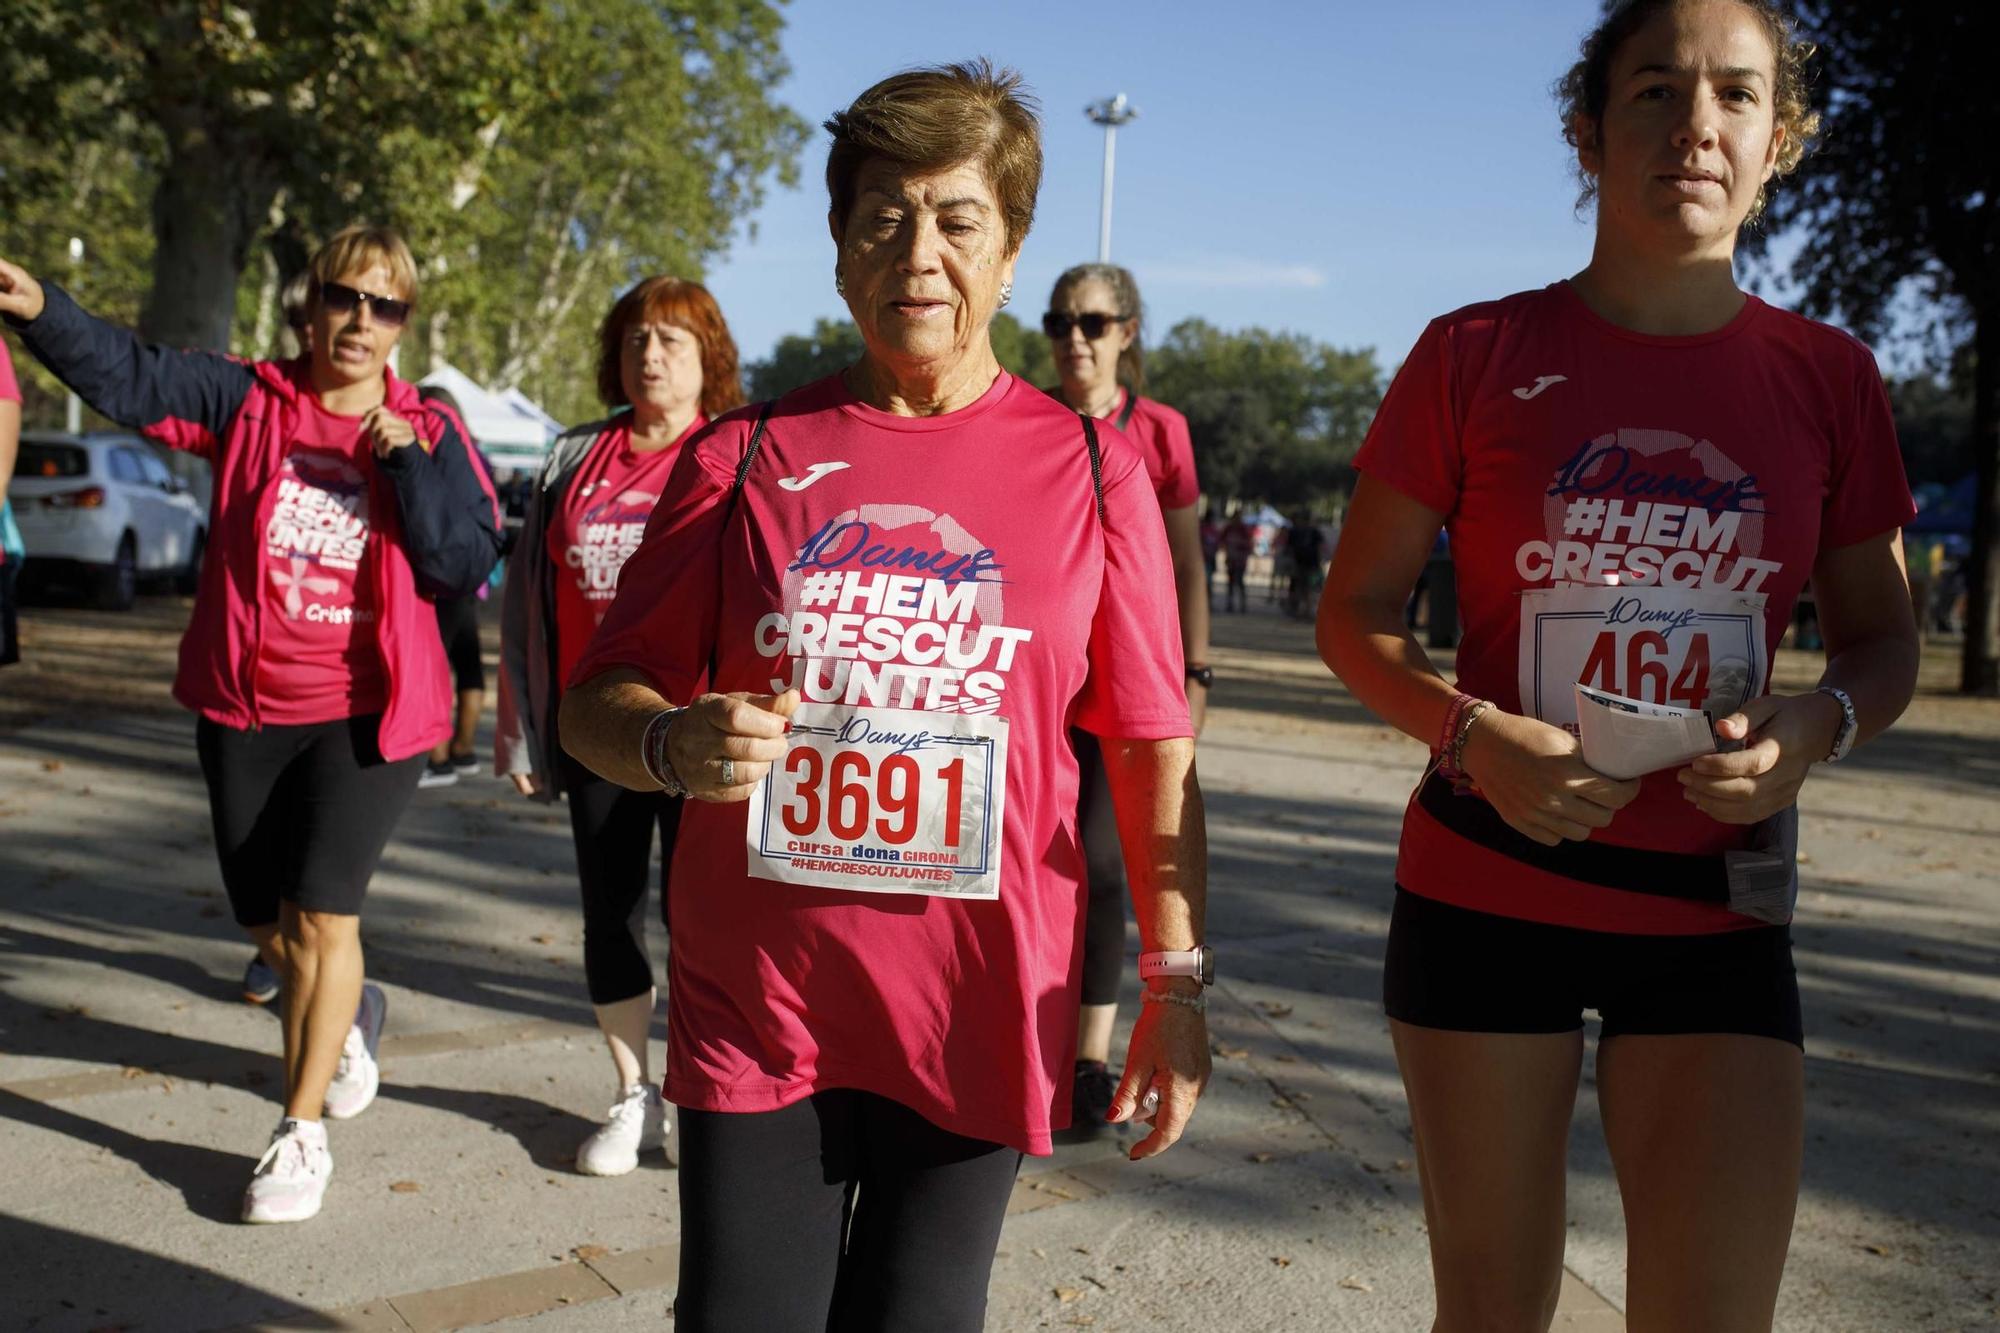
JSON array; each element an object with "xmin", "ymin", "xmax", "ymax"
[{"xmin": 705, "ymin": 0, "xmax": 1613, "ymax": 371}]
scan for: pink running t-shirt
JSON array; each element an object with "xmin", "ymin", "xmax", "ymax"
[
  {"xmin": 255, "ymin": 397, "xmax": 387, "ymax": 725},
  {"xmin": 1116, "ymin": 389, "xmax": 1199, "ymax": 511},
  {"xmin": 547, "ymin": 417, "xmax": 702, "ymax": 684},
  {"xmin": 573, "ymin": 371, "xmax": 1191, "ymax": 1154},
  {"xmin": 1357, "ymin": 283, "xmax": 1914, "ymax": 934},
  {"xmin": 0, "ymin": 339, "xmax": 19, "ymax": 403}
]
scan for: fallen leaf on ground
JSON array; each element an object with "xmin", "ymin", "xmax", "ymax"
[
  {"xmin": 1248, "ymin": 1151, "xmax": 1275, "ymax": 1163},
  {"xmin": 1213, "ymin": 1043, "xmax": 1251, "ymax": 1059},
  {"xmin": 1053, "ymin": 1286, "xmax": 1083, "ymax": 1303},
  {"xmin": 1339, "ymin": 1275, "xmax": 1373, "ymax": 1292},
  {"xmin": 389, "ymin": 1180, "xmax": 422, "ymax": 1193},
  {"xmin": 1272, "ymin": 1256, "xmax": 1292, "ymax": 1268},
  {"xmin": 1861, "ymin": 1243, "xmax": 1890, "ymax": 1257},
  {"xmin": 531, "ymin": 933, "xmax": 555, "ymax": 945},
  {"xmin": 573, "ymin": 1244, "xmax": 609, "ymax": 1261},
  {"xmin": 1259, "ymin": 1002, "xmax": 1294, "ymax": 1018},
  {"xmin": 40, "ymin": 760, "xmax": 62, "ymax": 772},
  {"xmin": 121, "ymin": 1066, "xmax": 147, "ymax": 1079}
]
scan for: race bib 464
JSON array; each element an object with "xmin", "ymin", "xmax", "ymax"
[{"xmin": 746, "ymin": 701, "xmax": 1008, "ymax": 899}]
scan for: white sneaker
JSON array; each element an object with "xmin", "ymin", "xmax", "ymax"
[
  {"xmin": 575, "ymin": 1084, "xmax": 668, "ymax": 1177},
  {"xmin": 324, "ymin": 983, "xmax": 386, "ymax": 1120},
  {"xmin": 243, "ymin": 1118, "xmax": 332, "ymax": 1223}
]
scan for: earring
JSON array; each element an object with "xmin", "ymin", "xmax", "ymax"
[
  {"xmin": 998, "ymin": 281, "xmax": 1012, "ymax": 308},
  {"xmin": 835, "ymin": 269, "xmax": 846, "ymax": 298}
]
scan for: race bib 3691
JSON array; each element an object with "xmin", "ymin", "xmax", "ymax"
[{"xmin": 745, "ymin": 701, "xmax": 1008, "ymax": 900}]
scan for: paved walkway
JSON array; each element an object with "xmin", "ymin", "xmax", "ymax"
[{"xmin": 1, "ymin": 600, "xmax": 1994, "ymax": 1330}]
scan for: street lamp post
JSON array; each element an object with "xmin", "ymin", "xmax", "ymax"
[
  {"xmin": 1085, "ymin": 94, "xmax": 1138, "ymax": 263},
  {"xmin": 65, "ymin": 236, "xmax": 85, "ymax": 434}
]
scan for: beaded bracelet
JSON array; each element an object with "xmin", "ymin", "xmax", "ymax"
[
  {"xmin": 1450, "ymin": 700, "xmax": 1493, "ymax": 775},
  {"xmin": 640, "ymin": 707, "xmax": 689, "ymax": 797},
  {"xmin": 1140, "ymin": 989, "xmax": 1208, "ymax": 1014}
]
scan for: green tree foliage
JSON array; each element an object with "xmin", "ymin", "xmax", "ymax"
[
  {"xmin": 0, "ymin": 0, "xmax": 807, "ymax": 429},
  {"xmin": 1147, "ymin": 318, "xmax": 1382, "ymax": 508},
  {"xmin": 745, "ymin": 313, "xmax": 1055, "ymax": 402},
  {"xmin": 1753, "ymin": 3, "xmax": 2000, "ymax": 692}
]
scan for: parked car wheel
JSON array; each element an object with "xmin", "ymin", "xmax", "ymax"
[
  {"xmin": 96, "ymin": 532, "xmax": 138, "ymax": 611},
  {"xmin": 175, "ymin": 527, "xmax": 206, "ymax": 595}
]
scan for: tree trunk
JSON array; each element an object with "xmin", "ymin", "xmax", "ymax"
[
  {"xmin": 1963, "ymin": 308, "xmax": 1999, "ymax": 694},
  {"xmin": 138, "ymin": 108, "xmax": 275, "ymax": 352}
]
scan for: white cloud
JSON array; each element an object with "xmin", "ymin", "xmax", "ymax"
[{"xmin": 1136, "ymin": 257, "xmax": 1330, "ymax": 291}]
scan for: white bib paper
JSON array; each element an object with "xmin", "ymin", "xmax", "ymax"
[
  {"xmin": 746, "ymin": 701, "xmax": 1008, "ymax": 900},
  {"xmin": 1518, "ymin": 583, "xmax": 1767, "ymax": 730}
]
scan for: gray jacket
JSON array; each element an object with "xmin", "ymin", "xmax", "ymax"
[{"xmin": 494, "ymin": 412, "xmax": 627, "ymax": 799}]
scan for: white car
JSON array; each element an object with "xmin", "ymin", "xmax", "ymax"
[{"xmin": 8, "ymin": 431, "xmax": 209, "ymax": 610}]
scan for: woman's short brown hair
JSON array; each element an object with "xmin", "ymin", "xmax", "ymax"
[
  {"xmin": 824, "ymin": 59, "xmax": 1042, "ymax": 255},
  {"xmin": 308, "ymin": 224, "xmax": 420, "ymax": 307},
  {"xmin": 595, "ymin": 277, "xmax": 744, "ymax": 417},
  {"xmin": 1557, "ymin": 0, "xmax": 1820, "ymax": 223}
]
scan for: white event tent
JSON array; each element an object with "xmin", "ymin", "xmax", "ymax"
[{"xmin": 416, "ymin": 364, "xmax": 560, "ymax": 474}]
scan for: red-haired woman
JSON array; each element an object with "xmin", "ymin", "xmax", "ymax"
[{"xmin": 496, "ymin": 276, "xmax": 743, "ymax": 1175}]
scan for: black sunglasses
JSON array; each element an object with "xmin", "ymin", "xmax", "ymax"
[
  {"xmin": 319, "ymin": 281, "xmax": 411, "ymax": 328},
  {"xmin": 1042, "ymin": 310, "xmax": 1126, "ymax": 341}
]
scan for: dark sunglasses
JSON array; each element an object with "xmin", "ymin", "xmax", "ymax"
[
  {"xmin": 1042, "ymin": 310, "xmax": 1126, "ymax": 341},
  {"xmin": 318, "ymin": 281, "xmax": 411, "ymax": 328}
]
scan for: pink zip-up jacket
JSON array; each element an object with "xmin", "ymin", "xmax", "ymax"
[{"xmin": 12, "ymin": 284, "xmax": 502, "ymax": 760}]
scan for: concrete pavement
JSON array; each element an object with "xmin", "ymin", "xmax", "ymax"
[{"xmin": 1, "ymin": 601, "xmax": 1994, "ymax": 1330}]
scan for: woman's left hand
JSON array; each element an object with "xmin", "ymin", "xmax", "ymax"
[
  {"xmin": 363, "ymin": 407, "xmax": 418, "ymax": 458},
  {"xmin": 1678, "ymin": 692, "xmax": 1842, "ymax": 824},
  {"xmin": 1107, "ymin": 992, "xmax": 1211, "ymax": 1161}
]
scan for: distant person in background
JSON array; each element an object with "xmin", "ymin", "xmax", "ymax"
[
  {"xmin": 416, "ymin": 382, "xmax": 501, "ymax": 787},
  {"xmin": 495, "ymin": 275, "xmax": 743, "ymax": 1176},
  {"xmin": 1285, "ymin": 508, "xmax": 1325, "ymax": 619},
  {"xmin": 0, "ymin": 226, "xmax": 500, "ymax": 1224},
  {"xmin": 1200, "ymin": 508, "xmax": 1221, "ymax": 607},
  {"xmin": 1042, "ymin": 261, "xmax": 1210, "ymax": 1137},
  {"xmin": 0, "ymin": 337, "xmax": 20, "ymax": 666},
  {"xmin": 1222, "ymin": 509, "xmax": 1253, "ymax": 612}
]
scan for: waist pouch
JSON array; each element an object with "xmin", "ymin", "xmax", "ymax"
[{"xmin": 1415, "ymin": 772, "xmax": 1799, "ymax": 926}]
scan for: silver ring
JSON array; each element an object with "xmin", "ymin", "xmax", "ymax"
[
  {"xmin": 720, "ymin": 757, "xmax": 735, "ymax": 787},
  {"xmin": 1139, "ymin": 1087, "xmax": 1161, "ymax": 1115}
]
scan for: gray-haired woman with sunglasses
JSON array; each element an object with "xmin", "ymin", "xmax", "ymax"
[
  {"xmin": 1042, "ymin": 262, "xmax": 1211, "ymax": 1139},
  {"xmin": 0, "ymin": 225, "xmax": 500, "ymax": 1226}
]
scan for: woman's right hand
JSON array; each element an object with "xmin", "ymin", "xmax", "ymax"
[
  {"xmin": 668, "ymin": 689, "xmax": 801, "ymax": 802},
  {"xmin": 1458, "ymin": 708, "xmax": 1640, "ymax": 846},
  {"xmin": 0, "ymin": 258, "xmax": 47, "ymax": 323}
]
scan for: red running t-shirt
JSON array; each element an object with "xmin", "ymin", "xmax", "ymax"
[
  {"xmin": 573, "ymin": 371, "xmax": 1191, "ymax": 1154},
  {"xmin": 547, "ymin": 416, "xmax": 703, "ymax": 684},
  {"xmin": 255, "ymin": 397, "xmax": 387, "ymax": 725},
  {"xmin": 1356, "ymin": 283, "xmax": 1914, "ymax": 934}
]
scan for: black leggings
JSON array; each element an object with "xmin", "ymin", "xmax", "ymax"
[
  {"xmin": 434, "ymin": 595, "xmax": 484, "ymax": 694},
  {"xmin": 561, "ymin": 750, "xmax": 682, "ymax": 1005},
  {"xmin": 1073, "ymin": 730, "xmax": 1129, "ymax": 1006},
  {"xmin": 195, "ymin": 714, "xmax": 424, "ymax": 925},
  {"xmin": 676, "ymin": 1090, "xmax": 1022, "ymax": 1333}
]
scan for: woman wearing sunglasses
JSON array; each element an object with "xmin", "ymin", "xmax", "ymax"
[
  {"xmin": 1042, "ymin": 264, "xmax": 1211, "ymax": 1138},
  {"xmin": 0, "ymin": 225, "xmax": 501, "ymax": 1225}
]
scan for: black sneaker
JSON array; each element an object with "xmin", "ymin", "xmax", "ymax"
[
  {"xmin": 450, "ymin": 749, "xmax": 479, "ymax": 774},
  {"xmin": 416, "ymin": 759, "xmax": 459, "ymax": 789},
  {"xmin": 1069, "ymin": 1059, "xmax": 1118, "ymax": 1139}
]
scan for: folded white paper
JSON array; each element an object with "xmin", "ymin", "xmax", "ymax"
[{"xmin": 1574, "ymin": 683, "xmax": 1716, "ymax": 780}]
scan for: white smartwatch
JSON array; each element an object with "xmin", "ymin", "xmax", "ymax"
[{"xmin": 1138, "ymin": 946, "xmax": 1215, "ymax": 987}]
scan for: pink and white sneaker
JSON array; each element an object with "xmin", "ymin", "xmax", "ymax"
[{"xmin": 242, "ymin": 1118, "xmax": 332, "ymax": 1224}]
